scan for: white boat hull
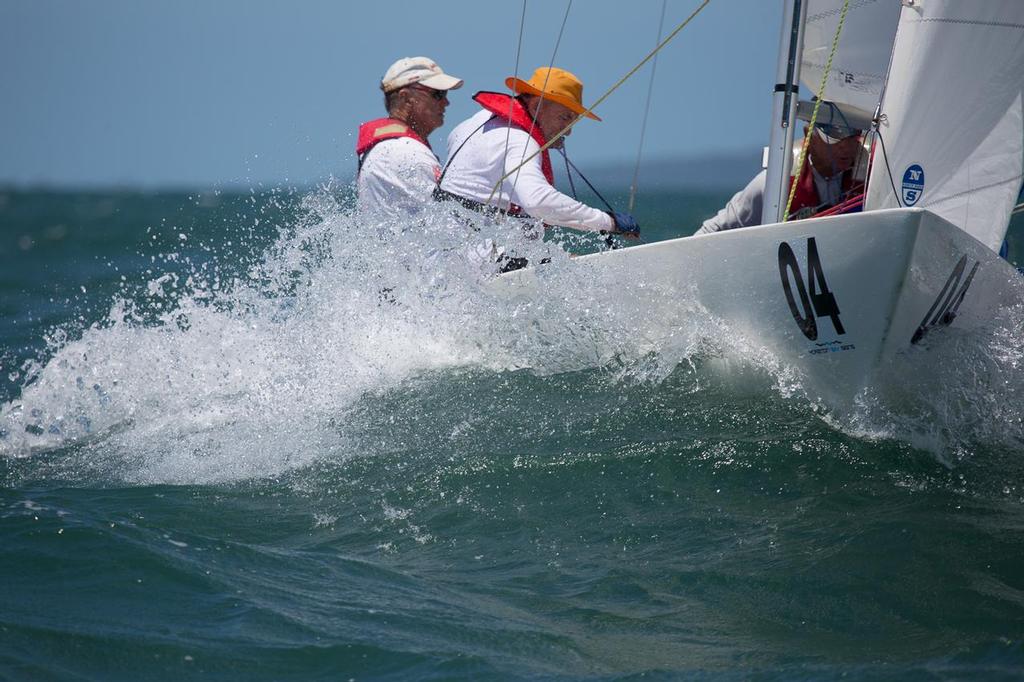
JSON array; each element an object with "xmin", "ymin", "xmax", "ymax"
[{"xmin": 492, "ymin": 208, "xmax": 1021, "ymax": 410}]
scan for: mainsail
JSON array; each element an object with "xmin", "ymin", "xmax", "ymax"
[
  {"xmin": 800, "ymin": 0, "xmax": 900, "ymax": 126},
  {"xmin": 864, "ymin": 0, "xmax": 1024, "ymax": 252}
]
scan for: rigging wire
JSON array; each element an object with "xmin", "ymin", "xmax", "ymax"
[
  {"xmin": 508, "ymin": 0, "xmax": 574, "ymax": 204},
  {"xmin": 487, "ymin": 0, "xmax": 714, "ymax": 207},
  {"xmin": 875, "ymin": 126, "xmax": 903, "ymax": 208},
  {"xmin": 497, "ymin": 0, "xmax": 529, "ymax": 210},
  {"xmin": 562, "ymin": 148, "xmax": 578, "ymax": 199},
  {"xmin": 866, "ymin": 0, "xmax": 902, "ymax": 188},
  {"xmin": 558, "ymin": 149, "xmax": 616, "ymax": 213},
  {"xmin": 783, "ymin": 0, "xmax": 850, "ymax": 222},
  {"xmin": 628, "ymin": 0, "xmax": 668, "ymax": 214},
  {"xmin": 559, "ymin": 148, "xmax": 621, "ymax": 250}
]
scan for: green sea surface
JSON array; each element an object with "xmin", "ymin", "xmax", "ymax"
[{"xmin": 1, "ymin": 186, "xmax": 1023, "ymax": 680}]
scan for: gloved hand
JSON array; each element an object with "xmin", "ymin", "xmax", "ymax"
[{"xmin": 610, "ymin": 211, "xmax": 641, "ymax": 238}]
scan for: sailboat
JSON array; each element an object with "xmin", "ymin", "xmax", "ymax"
[{"xmin": 491, "ymin": 0, "xmax": 1024, "ymax": 411}]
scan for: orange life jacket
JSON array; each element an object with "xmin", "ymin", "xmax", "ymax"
[
  {"xmin": 786, "ymin": 159, "xmax": 864, "ymax": 220},
  {"xmin": 355, "ymin": 118, "xmax": 432, "ymax": 174},
  {"xmin": 471, "ymin": 92, "xmax": 555, "ymax": 184}
]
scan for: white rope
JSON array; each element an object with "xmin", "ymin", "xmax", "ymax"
[{"xmin": 628, "ymin": 0, "xmax": 668, "ymax": 213}]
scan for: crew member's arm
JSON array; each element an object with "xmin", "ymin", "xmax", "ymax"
[
  {"xmin": 504, "ymin": 133, "xmax": 615, "ymax": 232},
  {"xmin": 693, "ymin": 170, "xmax": 766, "ymax": 235}
]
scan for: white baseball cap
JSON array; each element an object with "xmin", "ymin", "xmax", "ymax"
[{"xmin": 381, "ymin": 57, "xmax": 464, "ymax": 94}]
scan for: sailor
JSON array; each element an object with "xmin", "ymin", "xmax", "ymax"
[
  {"xmin": 694, "ymin": 118, "xmax": 868, "ymax": 235},
  {"xmin": 356, "ymin": 57, "xmax": 464, "ymax": 216},
  {"xmin": 436, "ymin": 66, "xmax": 639, "ymax": 267}
]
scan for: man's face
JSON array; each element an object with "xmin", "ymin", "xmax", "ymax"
[
  {"xmin": 404, "ymin": 85, "xmax": 449, "ymax": 135},
  {"xmin": 807, "ymin": 126, "xmax": 862, "ymax": 178},
  {"xmin": 525, "ymin": 97, "xmax": 577, "ymax": 148}
]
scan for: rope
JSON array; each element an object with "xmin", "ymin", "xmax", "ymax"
[
  {"xmin": 783, "ymin": 0, "xmax": 850, "ymax": 222},
  {"xmin": 487, "ymin": 0, "xmax": 714, "ymax": 207},
  {"xmin": 628, "ymin": 0, "xmax": 668, "ymax": 213}
]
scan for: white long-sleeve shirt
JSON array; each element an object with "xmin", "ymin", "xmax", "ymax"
[
  {"xmin": 438, "ymin": 109, "xmax": 614, "ymax": 232},
  {"xmin": 695, "ymin": 140, "xmax": 869, "ymax": 235},
  {"xmin": 693, "ymin": 164, "xmax": 847, "ymax": 235},
  {"xmin": 356, "ymin": 137, "xmax": 440, "ymax": 216}
]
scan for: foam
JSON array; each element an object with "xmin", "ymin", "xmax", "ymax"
[
  {"xmin": 0, "ymin": 192, "xmax": 721, "ymax": 482},
  {"xmin": 2, "ymin": 189, "xmax": 1022, "ymax": 482}
]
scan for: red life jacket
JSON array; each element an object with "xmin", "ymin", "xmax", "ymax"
[
  {"xmin": 471, "ymin": 92, "xmax": 555, "ymax": 184},
  {"xmin": 355, "ymin": 118, "xmax": 432, "ymax": 174},
  {"xmin": 787, "ymin": 159, "xmax": 864, "ymax": 220}
]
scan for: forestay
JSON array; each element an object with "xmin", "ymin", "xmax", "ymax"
[
  {"xmin": 865, "ymin": 0, "xmax": 1024, "ymax": 252},
  {"xmin": 800, "ymin": 0, "xmax": 900, "ymax": 125}
]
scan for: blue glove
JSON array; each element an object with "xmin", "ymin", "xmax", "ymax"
[{"xmin": 611, "ymin": 211, "xmax": 640, "ymax": 235}]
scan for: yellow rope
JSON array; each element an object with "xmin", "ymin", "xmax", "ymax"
[
  {"xmin": 782, "ymin": 0, "xmax": 850, "ymax": 222},
  {"xmin": 486, "ymin": 0, "xmax": 713, "ymax": 208}
]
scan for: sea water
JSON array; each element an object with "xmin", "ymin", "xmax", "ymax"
[{"xmin": 1, "ymin": 186, "xmax": 1023, "ymax": 680}]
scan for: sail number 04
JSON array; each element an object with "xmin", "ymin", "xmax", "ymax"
[{"xmin": 778, "ymin": 238, "xmax": 845, "ymax": 341}]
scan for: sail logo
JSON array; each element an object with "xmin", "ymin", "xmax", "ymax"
[{"xmin": 901, "ymin": 164, "xmax": 925, "ymax": 206}]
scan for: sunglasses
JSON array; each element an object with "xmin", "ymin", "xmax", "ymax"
[
  {"xmin": 817, "ymin": 124, "xmax": 860, "ymax": 142},
  {"xmin": 409, "ymin": 85, "xmax": 448, "ymax": 101}
]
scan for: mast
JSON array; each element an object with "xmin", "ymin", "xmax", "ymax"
[{"xmin": 762, "ymin": 0, "xmax": 807, "ymax": 225}]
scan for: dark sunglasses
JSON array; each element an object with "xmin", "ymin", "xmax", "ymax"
[
  {"xmin": 817, "ymin": 124, "xmax": 860, "ymax": 142},
  {"xmin": 409, "ymin": 85, "xmax": 448, "ymax": 101}
]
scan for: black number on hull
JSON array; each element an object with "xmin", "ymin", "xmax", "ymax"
[
  {"xmin": 807, "ymin": 239, "xmax": 845, "ymax": 335},
  {"xmin": 778, "ymin": 238, "xmax": 844, "ymax": 341},
  {"xmin": 911, "ymin": 255, "xmax": 980, "ymax": 344},
  {"xmin": 778, "ymin": 242, "xmax": 817, "ymax": 340}
]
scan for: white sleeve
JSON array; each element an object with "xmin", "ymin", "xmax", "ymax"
[
  {"xmin": 693, "ymin": 170, "xmax": 766, "ymax": 235},
  {"xmin": 357, "ymin": 138, "xmax": 440, "ymax": 214},
  {"xmin": 503, "ymin": 132, "xmax": 614, "ymax": 232}
]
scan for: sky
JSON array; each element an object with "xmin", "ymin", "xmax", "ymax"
[{"xmin": 0, "ymin": 0, "xmax": 781, "ymax": 188}]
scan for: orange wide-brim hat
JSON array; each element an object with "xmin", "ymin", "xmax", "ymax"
[{"xmin": 505, "ymin": 67, "xmax": 601, "ymax": 121}]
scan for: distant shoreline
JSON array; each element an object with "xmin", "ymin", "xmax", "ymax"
[{"xmin": 0, "ymin": 149, "xmax": 762, "ymax": 195}]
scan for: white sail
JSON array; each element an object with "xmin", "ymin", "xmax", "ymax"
[
  {"xmin": 800, "ymin": 0, "xmax": 901, "ymax": 123},
  {"xmin": 865, "ymin": 1, "xmax": 1024, "ymax": 252}
]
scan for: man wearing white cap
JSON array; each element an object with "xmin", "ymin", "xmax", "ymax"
[
  {"xmin": 356, "ymin": 57, "xmax": 463, "ymax": 216},
  {"xmin": 694, "ymin": 112, "xmax": 868, "ymax": 234}
]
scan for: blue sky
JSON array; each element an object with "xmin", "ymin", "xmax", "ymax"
[{"xmin": 1, "ymin": 0, "xmax": 780, "ymax": 188}]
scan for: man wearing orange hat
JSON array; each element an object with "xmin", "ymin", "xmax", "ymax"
[
  {"xmin": 356, "ymin": 57, "xmax": 463, "ymax": 216},
  {"xmin": 436, "ymin": 67, "xmax": 638, "ymax": 250}
]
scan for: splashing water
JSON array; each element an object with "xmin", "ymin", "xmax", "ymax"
[
  {"xmin": 2, "ymin": 189, "xmax": 1023, "ymax": 484},
  {"xmin": 0, "ymin": 191, "xmax": 719, "ymax": 481},
  {"xmin": 843, "ymin": 297, "xmax": 1024, "ymax": 461}
]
